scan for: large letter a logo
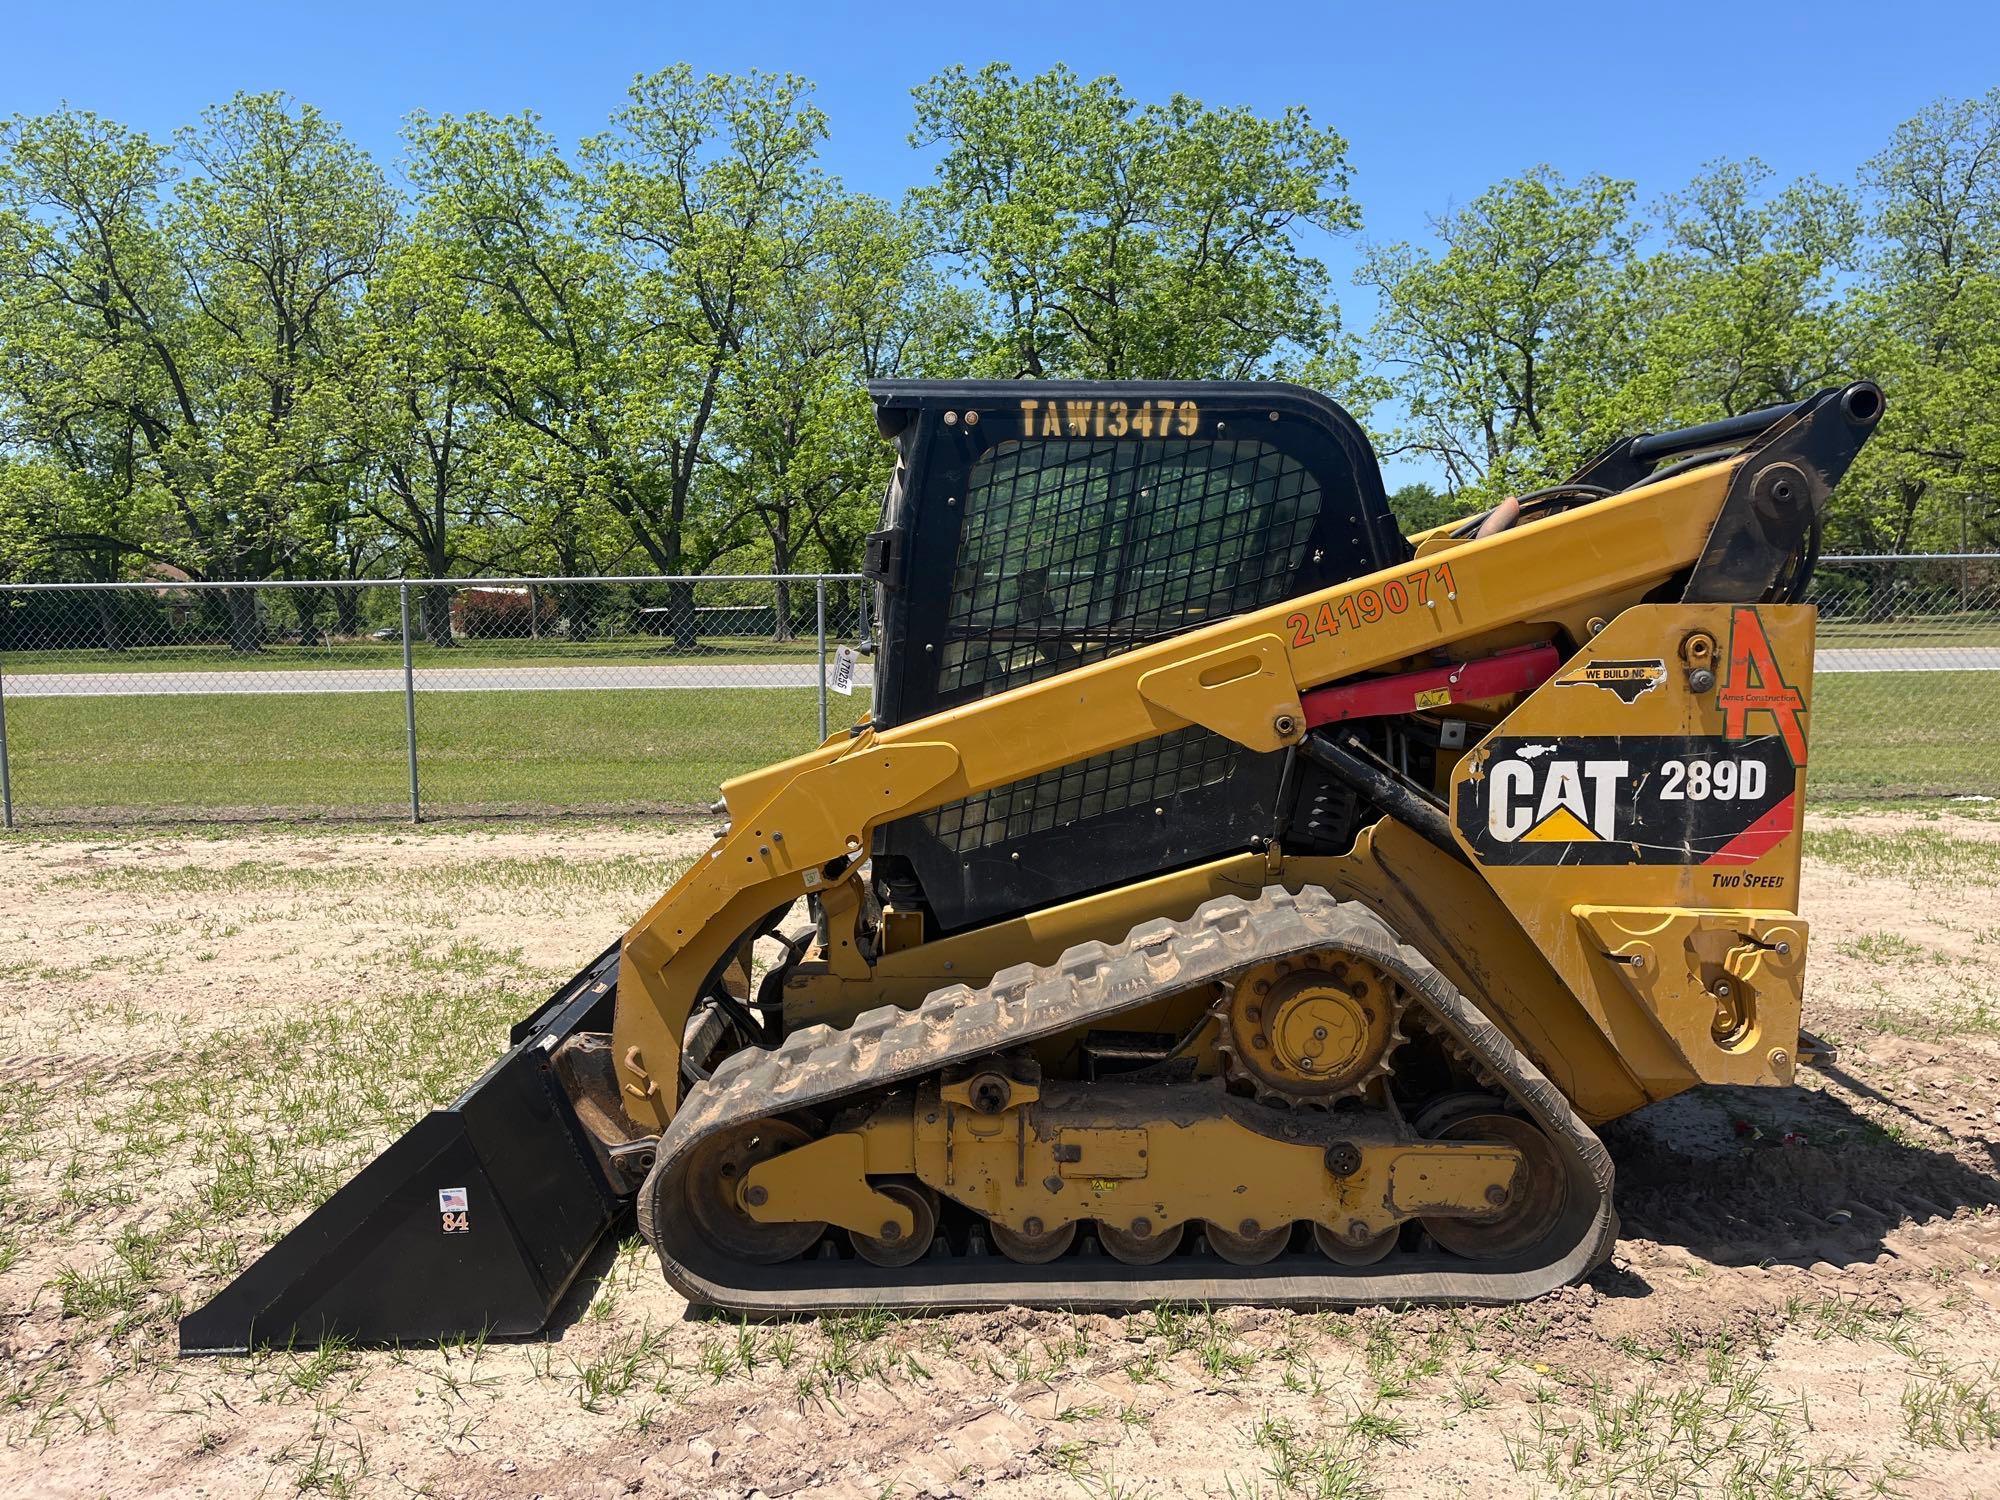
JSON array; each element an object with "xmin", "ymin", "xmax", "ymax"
[{"xmin": 1719, "ymin": 607, "xmax": 1809, "ymax": 765}]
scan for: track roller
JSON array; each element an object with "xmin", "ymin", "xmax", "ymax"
[
  {"xmin": 1206, "ymin": 1219, "xmax": 1293, "ymax": 1265},
  {"xmin": 850, "ymin": 1181, "xmax": 938, "ymax": 1267},
  {"xmin": 990, "ymin": 1219, "xmax": 1077, "ymax": 1264},
  {"xmin": 1099, "ymin": 1219, "xmax": 1185, "ymax": 1265}
]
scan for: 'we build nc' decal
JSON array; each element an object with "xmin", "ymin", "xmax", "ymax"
[{"xmin": 1456, "ymin": 735, "xmax": 1798, "ymax": 866}]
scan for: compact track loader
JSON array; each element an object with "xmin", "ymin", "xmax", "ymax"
[{"xmin": 182, "ymin": 377, "xmax": 1884, "ymax": 1352}]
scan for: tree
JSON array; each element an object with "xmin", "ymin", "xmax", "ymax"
[
  {"xmin": 354, "ymin": 228, "xmax": 503, "ymax": 643},
  {"xmin": 910, "ymin": 63, "xmax": 1358, "ymax": 381},
  {"xmin": 585, "ymin": 65, "xmax": 835, "ymax": 598},
  {"xmin": 403, "ymin": 107, "xmax": 654, "ymax": 636},
  {"xmin": 713, "ymin": 193, "xmax": 948, "ymax": 635},
  {"xmin": 1628, "ymin": 159, "xmax": 1860, "ymax": 424},
  {"xmin": 0, "ymin": 109, "xmax": 191, "ymax": 593},
  {"xmin": 1385, "ymin": 480, "xmax": 1476, "ymax": 536},
  {"xmin": 0, "ymin": 95, "xmax": 393, "ymax": 646},
  {"xmin": 409, "ymin": 69, "xmax": 838, "ymax": 641},
  {"xmin": 1837, "ymin": 90, "xmax": 2000, "ymax": 555},
  {"xmin": 1358, "ymin": 168, "xmax": 1639, "ymax": 500}
]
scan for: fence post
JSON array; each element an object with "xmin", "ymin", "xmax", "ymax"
[
  {"xmin": 0, "ymin": 654, "xmax": 13, "ymax": 831},
  {"xmin": 815, "ymin": 577, "xmax": 829, "ymax": 742},
  {"xmin": 400, "ymin": 584, "xmax": 421, "ymax": 824}
]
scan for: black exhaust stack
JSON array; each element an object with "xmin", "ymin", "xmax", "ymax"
[{"xmin": 178, "ymin": 945, "xmax": 629, "ymax": 1355}]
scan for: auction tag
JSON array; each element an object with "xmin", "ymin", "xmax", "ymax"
[{"xmin": 830, "ymin": 645, "xmax": 859, "ymax": 697}]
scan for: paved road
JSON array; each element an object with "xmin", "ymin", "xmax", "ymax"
[
  {"xmin": 0, "ymin": 649, "xmax": 1991, "ymax": 698},
  {"xmin": 1, "ymin": 662, "xmax": 874, "ymax": 698},
  {"xmin": 1816, "ymin": 647, "xmax": 2000, "ymax": 673}
]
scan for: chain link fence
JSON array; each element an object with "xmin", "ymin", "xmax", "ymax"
[
  {"xmin": 0, "ymin": 575, "xmax": 868, "ymax": 825},
  {"xmin": 0, "ymin": 559, "xmax": 1993, "ymax": 827},
  {"xmin": 1803, "ymin": 554, "xmax": 2000, "ymax": 801}
]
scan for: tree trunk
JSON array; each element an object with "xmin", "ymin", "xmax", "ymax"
[
  {"xmin": 333, "ymin": 587, "xmax": 363, "ymax": 638},
  {"xmin": 771, "ymin": 514, "xmax": 794, "ymax": 643},
  {"xmin": 421, "ymin": 586, "xmax": 456, "ymax": 648},
  {"xmin": 291, "ymin": 591, "xmax": 327, "ymax": 648},
  {"xmin": 667, "ymin": 580, "xmax": 696, "ymax": 651},
  {"xmin": 225, "ymin": 589, "xmax": 264, "ymax": 655},
  {"xmin": 93, "ymin": 594, "xmax": 127, "ymax": 653}
]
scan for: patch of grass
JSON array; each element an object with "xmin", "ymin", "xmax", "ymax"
[
  {"xmin": 52, "ymin": 1262, "xmax": 139, "ymax": 1321},
  {"xmin": 1503, "ymin": 1355, "xmax": 1903, "ymax": 1498},
  {"xmin": 2, "ymin": 685, "xmax": 824, "ymax": 822},
  {"xmin": 1836, "ymin": 931, "xmax": 1933, "ymax": 963},
  {"xmin": 565, "ymin": 1324, "xmax": 677, "ymax": 1412},
  {"xmin": 1141, "ymin": 1303, "xmax": 1256, "ymax": 1382},
  {"xmin": 1811, "ymin": 671, "xmax": 2000, "ymax": 800},
  {"xmin": 1901, "ymin": 1356, "xmax": 2000, "ymax": 1450},
  {"xmin": 1248, "ymin": 1412, "xmax": 1383, "ymax": 1499},
  {"xmin": 1806, "ymin": 822, "xmax": 2000, "ymax": 888},
  {"xmin": 1817, "ymin": 614, "xmax": 2000, "ymax": 651},
  {"xmin": 1783, "ymin": 1292, "xmax": 1916, "ymax": 1348}
]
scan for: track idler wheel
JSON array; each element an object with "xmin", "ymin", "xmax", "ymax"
[
  {"xmin": 1206, "ymin": 1219, "xmax": 1292, "ymax": 1266},
  {"xmin": 682, "ymin": 1119, "xmax": 825, "ymax": 1265},
  {"xmin": 850, "ymin": 1181, "xmax": 938, "ymax": 1268},
  {"xmin": 990, "ymin": 1218, "xmax": 1077, "ymax": 1264},
  {"xmin": 1313, "ymin": 1220, "xmax": 1398, "ymax": 1265},
  {"xmin": 1098, "ymin": 1219, "xmax": 1185, "ymax": 1265},
  {"xmin": 1420, "ymin": 1113, "xmax": 1569, "ymax": 1261}
]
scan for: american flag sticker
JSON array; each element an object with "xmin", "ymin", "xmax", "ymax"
[{"xmin": 438, "ymin": 1187, "xmax": 468, "ymax": 1213}]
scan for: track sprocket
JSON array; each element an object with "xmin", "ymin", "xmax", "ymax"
[{"xmin": 1211, "ymin": 949, "xmax": 1410, "ymax": 1106}]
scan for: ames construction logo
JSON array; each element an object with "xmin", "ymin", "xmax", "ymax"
[{"xmin": 1553, "ymin": 658, "xmax": 1667, "ymax": 704}]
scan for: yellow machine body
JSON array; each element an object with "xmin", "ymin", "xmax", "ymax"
[
  {"xmin": 610, "ymin": 498, "xmax": 1813, "ymax": 1133},
  {"xmin": 182, "ymin": 378, "xmax": 1883, "ymax": 1348}
]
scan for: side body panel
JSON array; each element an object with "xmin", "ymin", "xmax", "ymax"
[{"xmin": 1449, "ymin": 605, "xmax": 1816, "ymax": 1096}]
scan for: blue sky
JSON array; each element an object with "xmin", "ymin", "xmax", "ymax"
[{"xmin": 3, "ymin": 0, "xmax": 1991, "ymax": 485}]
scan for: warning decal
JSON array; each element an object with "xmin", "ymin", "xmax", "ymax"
[{"xmin": 1457, "ymin": 734, "xmax": 1797, "ymax": 866}]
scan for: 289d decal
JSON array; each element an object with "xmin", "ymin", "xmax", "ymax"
[{"xmin": 1457, "ymin": 735, "xmax": 1797, "ymax": 867}]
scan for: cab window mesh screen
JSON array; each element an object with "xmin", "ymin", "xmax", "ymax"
[
  {"xmin": 937, "ymin": 437, "xmax": 1321, "ymax": 705},
  {"xmin": 921, "ymin": 434, "xmax": 1319, "ymax": 858},
  {"xmin": 929, "ymin": 726, "xmax": 1235, "ymax": 856}
]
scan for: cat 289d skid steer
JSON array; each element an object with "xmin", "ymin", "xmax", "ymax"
[{"xmin": 182, "ymin": 377, "xmax": 1884, "ymax": 1352}]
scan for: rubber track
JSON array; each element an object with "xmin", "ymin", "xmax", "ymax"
[{"xmin": 638, "ymin": 886, "xmax": 1618, "ymax": 1312}]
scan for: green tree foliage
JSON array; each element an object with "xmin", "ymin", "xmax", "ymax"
[
  {"xmin": 353, "ymin": 225, "xmax": 502, "ymax": 642},
  {"xmin": 1386, "ymin": 480, "xmax": 1476, "ymax": 536},
  {"xmin": 2, "ymin": 72, "xmax": 1998, "ymax": 593},
  {"xmin": 1630, "ymin": 159, "xmax": 1859, "ymax": 422},
  {"xmin": 712, "ymin": 193, "xmax": 957, "ymax": 633},
  {"xmin": 0, "ymin": 95, "xmax": 393, "ymax": 643},
  {"xmin": 1357, "ymin": 168, "xmax": 1640, "ymax": 498},
  {"xmin": 910, "ymin": 63, "xmax": 1359, "ymax": 381},
  {"xmin": 1837, "ymin": 88, "xmax": 2000, "ymax": 553}
]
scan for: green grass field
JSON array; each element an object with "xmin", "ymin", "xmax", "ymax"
[
  {"xmin": 0, "ymin": 634, "xmax": 829, "ymax": 674},
  {"xmin": 1811, "ymin": 670, "xmax": 2000, "ymax": 798},
  {"xmin": 1, "ymin": 687, "xmax": 825, "ymax": 820},
  {"xmin": 1817, "ymin": 617, "xmax": 2000, "ymax": 650},
  {"xmin": 0, "ymin": 670, "xmax": 1992, "ymax": 824}
]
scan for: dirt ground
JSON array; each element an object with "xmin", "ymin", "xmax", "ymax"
[{"xmin": 2, "ymin": 811, "xmax": 1997, "ymax": 1499}]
